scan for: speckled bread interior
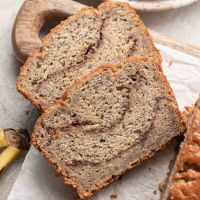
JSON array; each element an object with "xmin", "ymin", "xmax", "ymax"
[
  {"xmin": 16, "ymin": 2, "xmax": 160, "ymax": 111},
  {"xmin": 32, "ymin": 57, "xmax": 185, "ymax": 199}
]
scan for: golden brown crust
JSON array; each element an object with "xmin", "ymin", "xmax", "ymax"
[
  {"xmin": 168, "ymin": 170, "xmax": 200, "ymax": 200},
  {"xmin": 16, "ymin": 2, "xmax": 161, "ymax": 112},
  {"xmin": 167, "ymin": 97, "xmax": 200, "ymax": 200},
  {"xmin": 182, "ymin": 105, "xmax": 194, "ymax": 126},
  {"xmin": 32, "ymin": 56, "xmax": 185, "ymax": 199},
  {"xmin": 158, "ymin": 71, "xmax": 186, "ymax": 133}
]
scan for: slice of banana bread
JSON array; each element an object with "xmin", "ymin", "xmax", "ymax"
[
  {"xmin": 162, "ymin": 96, "xmax": 200, "ymax": 200},
  {"xmin": 17, "ymin": 2, "xmax": 160, "ymax": 111},
  {"xmin": 32, "ymin": 57, "xmax": 185, "ymax": 199}
]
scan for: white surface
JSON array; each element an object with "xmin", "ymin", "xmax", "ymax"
[
  {"xmin": 7, "ymin": 44, "xmax": 200, "ymax": 200},
  {"xmin": 1, "ymin": 0, "xmax": 200, "ymax": 199},
  {"xmin": 0, "ymin": 1, "xmax": 39, "ymax": 200},
  {"xmin": 140, "ymin": 1, "xmax": 200, "ymax": 46}
]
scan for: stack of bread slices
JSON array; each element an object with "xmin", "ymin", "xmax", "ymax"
[{"xmin": 16, "ymin": 2, "xmax": 185, "ymax": 199}]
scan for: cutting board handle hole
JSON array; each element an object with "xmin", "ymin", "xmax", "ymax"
[{"xmin": 39, "ymin": 18, "xmax": 66, "ymax": 39}]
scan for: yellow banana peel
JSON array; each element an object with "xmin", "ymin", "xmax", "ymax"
[
  {"xmin": 0, "ymin": 146, "xmax": 21, "ymax": 172},
  {"xmin": 0, "ymin": 129, "xmax": 8, "ymax": 148}
]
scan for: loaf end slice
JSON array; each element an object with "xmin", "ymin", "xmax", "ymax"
[
  {"xmin": 162, "ymin": 96, "xmax": 200, "ymax": 200},
  {"xmin": 32, "ymin": 57, "xmax": 185, "ymax": 199},
  {"xmin": 16, "ymin": 2, "xmax": 160, "ymax": 111}
]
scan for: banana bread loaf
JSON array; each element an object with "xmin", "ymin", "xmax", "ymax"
[
  {"xmin": 32, "ymin": 57, "xmax": 185, "ymax": 199},
  {"xmin": 162, "ymin": 96, "xmax": 200, "ymax": 200},
  {"xmin": 17, "ymin": 2, "xmax": 160, "ymax": 111}
]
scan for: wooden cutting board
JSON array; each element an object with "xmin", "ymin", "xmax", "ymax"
[{"xmin": 12, "ymin": 0, "xmax": 200, "ymax": 63}]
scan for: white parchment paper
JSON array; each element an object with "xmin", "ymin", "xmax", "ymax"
[{"xmin": 7, "ymin": 44, "xmax": 200, "ymax": 200}]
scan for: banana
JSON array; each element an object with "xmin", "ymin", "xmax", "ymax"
[
  {"xmin": 0, "ymin": 146, "xmax": 21, "ymax": 172},
  {"xmin": 0, "ymin": 128, "xmax": 8, "ymax": 148},
  {"xmin": 0, "ymin": 128, "xmax": 30, "ymax": 149},
  {"xmin": 0, "ymin": 128, "xmax": 30, "ymax": 173}
]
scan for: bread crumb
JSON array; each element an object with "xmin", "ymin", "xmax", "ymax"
[
  {"xmin": 159, "ymin": 179, "xmax": 167, "ymax": 192},
  {"xmin": 168, "ymin": 58, "xmax": 173, "ymax": 68},
  {"xmin": 118, "ymin": 174, "xmax": 124, "ymax": 181},
  {"xmin": 110, "ymin": 193, "xmax": 118, "ymax": 199},
  {"xmin": 168, "ymin": 159, "xmax": 174, "ymax": 170}
]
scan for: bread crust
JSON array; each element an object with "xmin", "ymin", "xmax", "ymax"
[
  {"xmin": 32, "ymin": 56, "xmax": 185, "ymax": 199},
  {"xmin": 16, "ymin": 2, "xmax": 161, "ymax": 112},
  {"xmin": 166, "ymin": 97, "xmax": 200, "ymax": 200}
]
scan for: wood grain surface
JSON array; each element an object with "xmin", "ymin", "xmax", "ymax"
[{"xmin": 12, "ymin": 0, "xmax": 200, "ymax": 63}]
